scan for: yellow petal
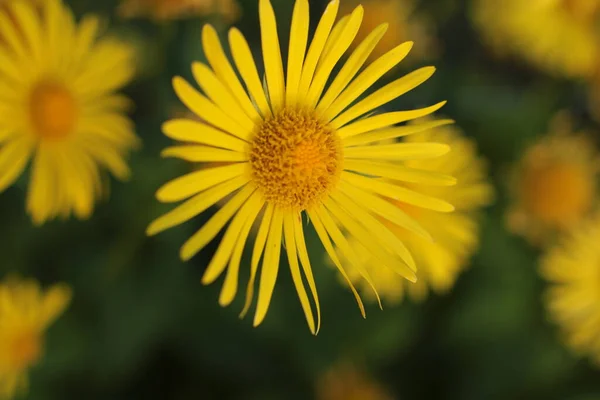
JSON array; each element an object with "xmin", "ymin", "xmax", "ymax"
[
  {"xmin": 0, "ymin": 139, "xmax": 31, "ymax": 192},
  {"xmin": 344, "ymin": 142, "xmax": 450, "ymax": 160},
  {"xmin": 343, "ymin": 119, "xmax": 454, "ymax": 147},
  {"xmin": 305, "ymin": 6, "xmax": 363, "ymax": 108},
  {"xmin": 229, "ymin": 28, "xmax": 272, "ymax": 117},
  {"xmin": 285, "ymin": 0, "xmax": 310, "ymax": 106},
  {"xmin": 191, "ymin": 62, "xmax": 256, "ymax": 132},
  {"xmin": 344, "ymin": 160, "xmax": 457, "ymax": 186},
  {"xmin": 316, "ymin": 23, "xmax": 388, "ymax": 114},
  {"xmin": 202, "ymin": 25, "xmax": 261, "ymax": 122},
  {"xmin": 180, "ymin": 184, "xmax": 256, "ymax": 261},
  {"xmin": 331, "ymin": 66, "xmax": 436, "ymax": 129},
  {"xmin": 283, "ymin": 213, "xmax": 316, "ymax": 334},
  {"xmin": 203, "ymin": 192, "xmax": 264, "ymax": 285},
  {"xmin": 162, "ymin": 119, "xmax": 247, "ymax": 152},
  {"xmin": 307, "ymin": 208, "xmax": 366, "ymax": 317},
  {"xmin": 156, "ymin": 163, "xmax": 246, "ymax": 203},
  {"xmin": 259, "ymin": 0, "xmax": 285, "ymax": 111},
  {"xmin": 323, "ymin": 41, "xmax": 413, "ymax": 122},
  {"xmin": 147, "ymin": 176, "xmax": 249, "ymax": 236},
  {"xmin": 341, "ymin": 171, "xmax": 455, "ymax": 212},
  {"xmin": 11, "ymin": 1, "xmax": 43, "ymax": 64},
  {"xmin": 337, "ymin": 101, "xmax": 447, "ymax": 138},
  {"xmin": 173, "ymin": 76, "xmax": 251, "ymax": 140},
  {"xmin": 297, "ymin": 0, "xmax": 339, "ymax": 103},
  {"xmin": 240, "ymin": 203, "xmax": 274, "ymax": 318},
  {"xmin": 161, "ymin": 146, "xmax": 248, "ymax": 162},
  {"xmin": 41, "ymin": 283, "xmax": 72, "ymax": 327},
  {"xmin": 253, "ymin": 207, "xmax": 284, "ymax": 327}
]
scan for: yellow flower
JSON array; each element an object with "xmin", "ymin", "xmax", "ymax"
[
  {"xmin": 0, "ymin": 0, "xmax": 139, "ymax": 225},
  {"xmin": 506, "ymin": 114, "xmax": 599, "ymax": 245},
  {"xmin": 317, "ymin": 362, "xmax": 392, "ymax": 400},
  {"xmin": 471, "ymin": 0, "xmax": 600, "ymax": 79},
  {"xmin": 340, "ymin": 122, "xmax": 493, "ymax": 303},
  {"xmin": 541, "ymin": 213, "xmax": 600, "ymax": 365},
  {"xmin": 340, "ymin": 0, "xmax": 436, "ymax": 63},
  {"xmin": 0, "ymin": 277, "xmax": 71, "ymax": 399},
  {"xmin": 149, "ymin": 0, "xmax": 453, "ymax": 333},
  {"xmin": 118, "ymin": 0, "xmax": 240, "ymax": 22}
]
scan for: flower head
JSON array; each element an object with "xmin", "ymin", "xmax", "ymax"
[
  {"xmin": 119, "ymin": 0, "xmax": 240, "ymax": 22},
  {"xmin": 472, "ymin": 0, "xmax": 600, "ymax": 78},
  {"xmin": 0, "ymin": 277, "xmax": 71, "ymax": 399},
  {"xmin": 339, "ymin": 122, "xmax": 493, "ymax": 303},
  {"xmin": 506, "ymin": 114, "xmax": 599, "ymax": 245},
  {"xmin": 0, "ymin": 0, "xmax": 139, "ymax": 224},
  {"xmin": 541, "ymin": 213, "xmax": 600, "ymax": 365},
  {"xmin": 317, "ymin": 362, "xmax": 392, "ymax": 400},
  {"xmin": 149, "ymin": 0, "xmax": 453, "ymax": 333}
]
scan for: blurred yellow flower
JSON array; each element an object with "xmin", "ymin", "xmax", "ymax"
[
  {"xmin": 341, "ymin": 0, "xmax": 436, "ymax": 63},
  {"xmin": 317, "ymin": 363, "xmax": 392, "ymax": 400},
  {"xmin": 541, "ymin": 213, "xmax": 600, "ymax": 365},
  {"xmin": 472, "ymin": 0, "xmax": 600, "ymax": 78},
  {"xmin": 0, "ymin": 0, "xmax": 139, "ymax": 225},
  {"xmin": 341, "ymin": 122, "xmax": 493, "ymax": 303},
  {"xmin": 119, "ymin": 0, "xmax": 240, "ymax": 22},
  {"xmin": 506, "ymin": 115, "xmax": 599, "ymax": 245},
  {"xmin": 149, "ymin": 0, "xmax": 452, "ymax": 333},
  {"xmin": 0, "ymin": 277, "xmax": 71, "ymax": 399}
]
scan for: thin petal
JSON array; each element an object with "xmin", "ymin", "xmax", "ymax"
[
  {"xmin": 202, "ymin": 25, "xmax": 261, "ymax": 122},
  {"xmin": 285, "ymin": 0, "xmax": 310, "ymax": 106},
  {"xmin": 162, "ymin": 119, "xmax": 248, "ymax": 152},
  {"xmin": 240, "ymin": 203, "xmax": 274, "ymax": 318},
  {"xmin": 12, "ymin": 1, "xmax": 43, "ymax": 64},
  {"xmin": 344, "ymin": 142, "xmax": 450, "ymax": 160},
  {"xmin": 343, "ymin": 119, "xmax": 454, "ymax": 147},
  {"xmin": 41, "ymin": 284, "xmax": 72, "ymax": 327},
  {"xmin": 297, "ymin": 0, "xmax": 339, "ymax": 103},
  {"xmin": 323, "ymin": 41, "xmax": 413, "ymax": 122},
  {"xmin": 341, "ymin": 171, "xmax": 455, "ymax": 212},
  {"xmin": 253, "ymin": 207, "xmax": 284, "ymax": 327},
  {"xmin": 307, "ymin": 208, "xmax": 366, "ymax": 317},
  {"xmin": 259, "ymin": 0, "xmax": 285, "ymax": 111},
  {"xmin": 192, "ymin": 62, "xmax": 256, "ymax": 132},
  {"xmin": 229, "ymin": 28, "xmax": 272, "ymax": 117},
  {"xmin": 172, "ymin": 77, "xmax": 251, "ymax": 140},
  {"xmin": 147, "ymin": 176, "xmax": 250, "ymax": 236},
  {"xmin": 344, "ymin": 160, "xmax": 457, "ymax": 186},
  {"xmin": 331, "ymin": 66, "xmax": 436, "ymax": 129},
  {"xmin": 161, "ymin": 146, "xmax": 248, "ymax": 162},
  {"xmin": 283, "ymin": 213, "xmax": 316, "ymax": 334},
  {"xmin": 203, "ymin": 192, "xmax": 264, "ymax": 284},
  {"xmin": 0, "ymin": 139, "xmax": 32, "ymax": 192},
  {"xmin": 180, "ymin": 184, "xmax": 256, "ymax": 261},
  {"xmin": 337, "ymin": 101, "xmax": 447, "ymax": 138},
  {"xmin": 305, "ymin": 6, "xmax": 363, "ymax": 108},
  {"xmin": 316, "ymin": 23, "xmax": 388, "ymax": 114},
  {"xmin": 156, "ymin": 163, "xmax": 246, "ymax": 203}
]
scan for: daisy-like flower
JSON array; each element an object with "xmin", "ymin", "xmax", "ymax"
[
  {"xmin": 339, "ymin": 122, "xmax": 493, "ymax": 303},
  {"xmin": 340, "ymin": 0, "xmax": 436, "ymax": 63},
  {"xmin": 0, "ymin": 0, "xmax": 139, "ymax": 225},
  {"xmin": 506, "ymin": 114, "xmax": 599, "ymax": 245},
  {"xmin": 149, "ymin": 0, "xmax": 453, "ymax": 333},
  {"xmin": 0, "ymin": 277, "xmax": 71, "ymax": 399},
  {"xmin": 541, "ymin": 213, "xmax": 600, "ymax": 365},
  {"xmin": 317, "ymin": 362, "xmax": 392, "ymax": 400},
  {"xmin": 471, "ymin": 0, "xmax": 600, "ymax": 79},
  {"xmin": 118, "ymin": 0, "xmax": 240, "ymax": 22}
]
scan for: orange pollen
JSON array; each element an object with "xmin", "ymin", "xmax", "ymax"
[
  {"xmin": 520, "ymin": 161, "xmax": 595, "ymax": 226},
  {"xmin": 10, "ymin": 331, "xmax": 42, "ymax": 370},
  {"xmin": 249, "ymin": 108, "xmax": 342, "ymax": 211},
  {"xmin": 29, "ymin": 81, "xmax": 77, "ymax": 140}
]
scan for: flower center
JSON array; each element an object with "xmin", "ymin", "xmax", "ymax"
[
  {"xmin": 29, "ymin": 81, "xmax": 77, "ymax": 140},
  {"xmin": 249, "ymin": 108, "xmax": 342, "ymax": 211},
  {"xmin": 9, "ymin": 330, "xmax": 41, "ymax": 370},
  {"xmin": 521, "ymin": 161, "xmax": 595, "ymax": 226},
  {"xmin": 560, "ymin": 0, "xmax": 600, "ymax": 21}
]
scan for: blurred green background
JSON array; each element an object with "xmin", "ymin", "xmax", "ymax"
[{"xmin": 2, "ymin": 0, "xmax": 600, "ymax": 398}]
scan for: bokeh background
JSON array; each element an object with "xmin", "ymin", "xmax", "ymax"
[{"xmin": 2, "ymin": 0, "xmax": 600, "ymax": 399}]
